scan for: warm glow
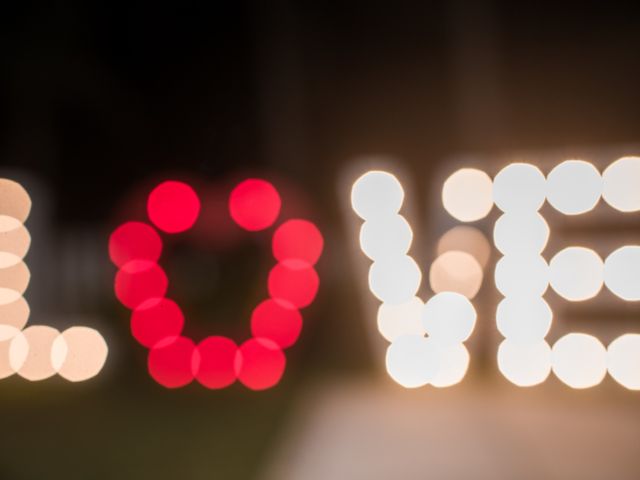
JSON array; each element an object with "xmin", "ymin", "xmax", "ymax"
[
  {"xmin": 495, "ymin": 254, "xmax": 549, "ymax": 297},
  {"xmin": 428, "ymin": 251, "xmax": 483, "ymax": 299},
  {"xmin": 377, "ymin": 297, "xmax": 425, "ymax": 342},
  {"xmin": 436, "ymin": 225, "xmax": 491, "ymax": 268},
  {"xmin": 51, "ymin": 327, "xmax": 108, "ymax": 382},
  {"xmin": 0, "ymin": 179, "xmax": 32, "ymax": 223},
  {"xmin": 607, "ymin": 334, "xmax": 640, "ymax": 390},
  {"xmin": 10, "ymin": 325, "xmax": 60, "ymax": 381},
  {"xmin": 441, "ymin": 168, "xmax": 493, "ymax": 222}
]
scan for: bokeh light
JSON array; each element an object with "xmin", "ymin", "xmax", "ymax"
[
  {"xmin": 272, "ymin": 219, "xmax": 323, "ymax": 265},
  {"xmin": 493, "ymin": 212, "xmax": 549, "ymax": 255},
  {"xmin": 498, "ymin": 339, "xmax": 551, "ymax": 387},
  {"xmin": 604, "ymin": 246, "xmax": 640, "ymax": 301},
  {"xmin": 546, "ymin": 160, "xmax": 602, "ymax": 215},
  {"xmin": 0, "ymin": 178, "xmax": 31, "ymax": 223},
  {"xmin": 10, "ymin": 325, "xmax": 60, "ymax": 381},
  {"xmin": 493, "ymin": 163, "xmax": 546, "ymax": 213},
  {"xmin": 385, "ymin": 334, "xmax": 438, "ymax": 388},
  {"xmin": 421, "ymin": 292, "xmax": 476, "ymax": 345},
  {"xmin": 441, "ymin": 168, "xmax": 493, "ymax": 222},
  {"xmin": 436, "ymin": 225, "xmax": 491, "ymax": 268},
  {"xmin": 602, "ymin": 156, "xmax": 640, "ymax": 212},
  {"xmin": 251, "ymin": 298, "xmax": 302, "ymax": 349},
  {"xmin": 496, "ymin": 296, "xmax": 552, "ymax": 344},
  {"xmin": 131, "ymin": 297, "xmax": 185, "ymax": 348},
  {"xmin": 607, "ymin": 334, "xmax": 640, "ymax": 390},
  {"xmin": 236, "ymin": 338, "xmax": 286, "ymax": 390},
  {"xmin": 51, "ymin": 327, "xmax": 108, "ymax": 382},
  {"xmin": 195, "ymin": 336, "xmax": 238, "ymax": 389},
  {"xmin": 114, "ymin": 260, "xmax": 168, "ymax": 309},
  {"xmin": 377, "ymin": 297, "xmax": 425, "ymax": 342},
  {"xmin": 368, "ymin": 255, "xmax": 421, "ymax": 304},
  {"xmin": 229, "ymin": 179, "xmax": 281, "ymax": 231},
  {"xmin": 0, "ymin": 327, "xmax": 20, "ymax": 379},
  {"xmin": 549, "ymin": 247, "xmax": 603, "ymax": 301},
  {"xmin": 0, "ymin": 296, "xmax": 29, "ymax": 332},
  {"xmin": 359, "ymin": 215, "xmax": 413, "ymax": 261},
  {"xmin": 428, "ymin": 251, "xmax": 483, "ymax": 299},
  {"xmin": 109, "ymin": 221, "xmax": 162, "ymax": 268},
  {"xmin": 147, "ymin": 181, "xmax": 201, "ymax": 233},
  {"xmin": 495, "ymin": 254, "xmax": 549, "ymax": 297},
  {"xmin": 0, "ymin": 216, "xmax": 30, "ymax": 268},
  {"xmin": 268, "ymin": 260, "xmax": 319, "ymax": 308},
  {"xmin": 430, "ymin": 343, "xmax": 470, "ymax": 388},
  {"xmin": 0, "ymin": 261, "xmax": 30, "ymax": 295},
  {"xmin": 351, "ymin": 171, "xmax": 404, "ymax": 221},
  {"xmin": 148, "ymin": 336, "xmax": 196, "ymax": 388},
  {"xmin": 552, "ymin": 333, "xmax": 607, "ymax": 389}
]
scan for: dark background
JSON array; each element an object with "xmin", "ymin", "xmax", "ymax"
[{"xmin": 1, "ymin": 1, "xmax": 640, "ymax": 478}]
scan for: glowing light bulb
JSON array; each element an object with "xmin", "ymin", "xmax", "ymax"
[
  {"xmin": 604, "ymin": 246, "xmax": 640, "ymax": 301},
  {"xmin": 546, "ymin": 160, "xmax": 602, "ymax": 215},
  {"xmin": 602, "ymin": 156, "xmax": 640, "ymax": 212},
  {"xmin": 436, "ymin": 225, "xmax": 491, "ymax": 268},
  {"xmin": 493, "ymin": 212, "xmax": 549, "ymax": 255},
  {"xmin": 607, "ymin": 334, "xmax": 640, "ymax": 390},
  {"xmin": 442, "ymin": 168, "xmax": 493, "ymax": 222},
  {"xmin": 377, "ymin": 297, "xmax": 425, "ymax": 342},
  {"xmin": 368, "ymin": 255, "xmax": 422, "ymax": 305},
  {"xmin": 497, "ymin": 339, "xmax": 551, "ymax": 387},
  {"xmin": 430, "ymin": 343, "xmax": 470, "ymax": 388},
  {"xmin": 429, "ymin": 251, "xmax": 483, "ymax": 299},
  {"xmin": 552, "ymin": 333, "xmax": 607, "ymax": 389},
  {"xmin": 385, "ymin": 334, "xmax": 439, "ymax": 388},
  {"xmin": 351, "ymin": 171, "xmax": 404, "ymax": 221},
  {"xmin": 495, "ymin": 254, "xmax": 549, "ymax": 297},
  {"xmin": 549, "ymin": 247, "xmax": 603, "ymax": 301},
  {"xmin": 421, "ymin": 292, "xmax": 476, "ymax": 345},
  {"xmin": 359, "ymin": 215, "xmax": 413, "ymax": 261},
  {"xmin": 496, "ymin": 296, "xmax": 552, "ymax": 344},
  {"xmin": 493, "ymin": 163, "xmax": 546, "ymax": 213},
  {"xmin": 51, "ymin": 327, "xmax": 108, "ymax": 382}
]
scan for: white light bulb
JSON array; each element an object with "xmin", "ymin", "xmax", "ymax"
[
  {"xmin": 385, "ymin": 334, "xmax": 439, "ymax": 388},
  {"xmin": 495, "ymin": 254, "xmax": 549, "ymax": 297},
  {"xmin": 493, "ymin": 163, "xmax": 546, "ymax": 213},
  {"xmin": 421, "ymin": 292, "xmax": 476, "ymax": 345},
  {"xmin": 549, "ymin": 247, "xmax": 603, "ymax": 301},
  {"xmin": 493, "ymin": 212, "xmax": 549, "ymax": 255},
  {"xmin": 497, "ymin": 339, "xmax": 551, "ymax": 387},
  {"xmin": 496, "ymin": 296, "xmax": 552, "ymax": 344},
  {"xmin": 546, "ymin": 160, "xmax": 602, "ymax": 215},
  {"xmin": 368, "ymin": 255, "xmax": 422, "ymax": 305},
  {"xmin": 607, "ymin": 334, "xmax": 640, "ymax": 390},
  {"xmin": 602, "ymin": 156, "xmax": 640, "ymax": 212},
  {"xmin": 552, "ymin": 333, "xmax": 607, "ymax": 389},
  {"xmin": 359, "ymin": 214, "xmax": 413, "ymax": 261},
  {"xmin": 604, "ymin": 246, "xmax": 640, "ymax": 301},
  {"xmin": 351, "ymin": 171, "xmax": 405, "ymax": 221}
]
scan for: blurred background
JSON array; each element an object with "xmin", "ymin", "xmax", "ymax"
[{"xmin": 1, "ymin": 1, "xmax": 640, "ymax": 478}]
